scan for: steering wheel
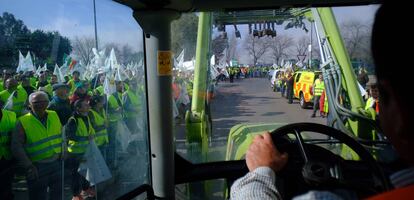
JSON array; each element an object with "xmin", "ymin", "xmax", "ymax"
[{"xmin": 268, "ymin": 123, "xmax": 391, "ymax": 199}]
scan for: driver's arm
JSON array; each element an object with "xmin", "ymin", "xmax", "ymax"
[
  {"xmin": 230, "ymin": 132, "xmax": 287, "ymax": 200},
  {"xmin": 230, "ymin": 132, "xmax": 348, "ymax": 200}
]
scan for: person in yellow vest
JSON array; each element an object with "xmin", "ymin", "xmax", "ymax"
[
  {"xmin": 280, "ymin": 71, "xmax": 286, "ymax": 97},
  {"xmin": 108, "ymin": 80, "xmax": 124, "ymax": 122},
  {"xmin": 365, "ymin": 83, "xmax": 380, "ymax": 116},
  {"xmin": 50, "ymin": 74, "xmax": 58, "ymax": 86},
  {"xmin": 83, "ymin": 80, "xmax": 94, "ymax": 96},
  {"xmin": 123, "ymin": 79, "xmax": 141, "ymax": 133},
  {"xmin": 19, "ymin": 75, "xmax": 36, "ymax": 96},
  {"xmin": 11, "ymin": 91, "xmax": 64, "ymax": 199},
  {"xmin": 88, "ymin": 95, "xmax": 109, "ymax": 156},
  {"xmin": 36, "ymin": 71, "xmax": 53, "ymax": 98},
  {"xmin": 286, "ymin": 71, "xmax": 294, "ymax": 104},
  {"xmin": 64, "ymin": 99, "xmax": 96, "ymax": 200},
  {"xmin": 0, "ymin": 70, "xmax": 13, "ymax": 92},
  {"xmin": 67, "ymin": 71, "xmax": 81, "ymax": 95},
  {"xmin": 0, "ymin": 78, "xmax": 28, "ymax": 116},
  {"xmin": 319, "ymin": 89, "xmax": 329, "ymax": 118},
  {"xmin": 93, "ymin": 75, "xmax": 105, "ymax": 96},
  {"xmin": 0, "ymin": 100, "xmax": 17, "ymax": 200},
  {"xmin": 29, "ymin": 72, "xmax": 37, "ymax": 88},
  {"xmin": 107, "ymin": 81, "xmax": 124, "ymax": 169},
  {"xmin": 48, "ymin": 83, "xmax": 73, "ymax": 126},
  {"xmin": 311, "ymin": 74, "xmax": 324, "ymax": 118}
]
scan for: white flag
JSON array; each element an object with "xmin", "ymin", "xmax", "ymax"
[
  {"xmin": 24, "ymin": 51, "xmax": 35, "ymax": 72},
  {"xmin": 103, "ymin": 76, "xmax": 116, "ymax": 97},
  {"xmin": 115, "ymin": 67, "xmax": 126, "ymax": 82},
  {"xmin": 3, "ymin": 91, "xmax": 15, "ymax": 110},
  {"xmin": 210, "ymin": 55, "xmax": 215, "ymax": 66},
  {"xmin": 176, "ymin": 49, "xmax": 185, "ymax": 69},
  {"xmin": 35, "ymin": 65, "xmax": 42, "ymax": 76},
  {"xmin": 53, "ymin": 64, "xmax": 65, "ymax": 83},
  {"xmin": 16, "ymin": 51, "xmax": 24, "ymax": 72},
  {"xmin": 42, "ymin": 63, "xmax": 48, "ymax": 72},
  {"xmin": 116, "ymin": 121, "xmax": 133, "ymax": 152},
  {"xmin": 78, "ymin": 141, "xmax": 112, "ymax": 186}
]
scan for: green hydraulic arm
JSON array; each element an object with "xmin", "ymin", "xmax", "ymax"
[
  {"xmin": 185, "ymin": 12, "xmax": 212, "ymax": 162},
  {"xmin": 184, "ymin": 12, "xmax": 213, "ymax": 200},
  {"xmin": 224, "ymin": 8, "xmax": 378, "ymax": 164},
  {"xmin": 313, "ymin": 7, "xmax": 374, "ymax": 139}
]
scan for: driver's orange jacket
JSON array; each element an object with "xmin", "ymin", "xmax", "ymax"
[{"xmin": 367, "ymin": 184, "xmax": 414, "ymax": 200}]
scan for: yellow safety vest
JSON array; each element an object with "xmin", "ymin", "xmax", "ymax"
[
  {"xmin": 94, "ymin": 86, "xmax": 104, "ymax": 96},
  {"xmin": 365, "ymin": 97, "xmax": 376, "ymax": 110},
  {"xmin": 44, "ymin": 84, "xmax": 53, "ymax": 97},
  {"xmin": 89, "ymin": 109, "xmax": 109, "ymax": 146},
  {"xmin": 36, "ymin": 82, "xmax": 53, "ymax": 97},
  {"xmin": 108, "ymin": 92, "xmax": 123, "ymax": 122},
  {"xmin": 0, "ymin": 88, "xmax": 28, "ymax": 116},
  {"xmin": 30, "ymin": 77, "xmax": 37, "ymax": 87},
  {"xmin": 323, "ymin": 93, "xmax": 329, "ymax": 113},
  {"xmin": 123, "ymin": 90, "xmax": 141, "ymax": 118},
  {"xmin": 68, "ymin": 116, "xmax": 95, "ymax": 154},
  {"xmin": 67, "ymin": 79, "xmax": 80, "ymax": 95},
  {"xmin": 19, "ymin": 110, "xmax": 62, "ymax": 162},
  {"xmin": 0, "ymin": 110, "xmax": 17, "ymax": 160},
  {"xmin": 314, "ymin": 79, "xmax": 324, "ymax": 96}
]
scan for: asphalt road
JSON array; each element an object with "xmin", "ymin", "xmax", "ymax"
[
  {"xmin": 210, "ymin": 77, "xmax": 326, "ymax": 141},
  {"xmin": 175, "ymin": 77, "xmax": 328, "ymax": 199},
  {"xmin": 176, "ymin": 77, "xmax": 327, "ymax": 160}
]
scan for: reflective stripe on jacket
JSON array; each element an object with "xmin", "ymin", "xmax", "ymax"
[
  {"xmin": 19, "ymin": 110, "xmax": 62, "ymax": 162},
  {"xmin": 89, "ymin": 109, "xmax": 108, "ymax": 146},
  {"xmin": 0, "ymin": 110, "xmax": 17, "ymax": 160},
  {"xmin": 67, "ymin": 116, "xmax": 95, "ymax": 154}
]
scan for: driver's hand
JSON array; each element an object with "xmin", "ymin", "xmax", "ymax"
[{"xmin": 246, "ymin": 132, "xmax": 288, "ymax": 173}]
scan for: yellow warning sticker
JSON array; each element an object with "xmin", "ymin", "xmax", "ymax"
[{"xmin": 157, "ymin": 51, "xmax": 172, "ymax": 76}]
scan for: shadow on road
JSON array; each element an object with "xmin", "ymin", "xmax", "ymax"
[{"xmin": 262, "ymin": 112, "xmax": 285, "ymax": 116}]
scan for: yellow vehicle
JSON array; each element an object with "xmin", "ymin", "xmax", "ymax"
[{"xmin": 293, "ymin": 71, "xmax": 321, "ymax": 108}]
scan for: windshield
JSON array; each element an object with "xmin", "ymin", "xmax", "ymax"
[
  {"xmin": 1, "ymin": 1, "xmax": 393, "ymax": 199},
  {"xmin": 1, "ymin": 1, "xmax": 149, "ymax": 199},
  {"xmin": 173, "ymin": 5, "xmax": 382, "ymax": 163},
  {"xmin": 170, "ymin": 6, "xmax": 392, "ymax": 198}
]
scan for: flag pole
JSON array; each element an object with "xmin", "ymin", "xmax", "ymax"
[
  {"xmin": 93, "ymin": 0, "xmax": 98, "ymax": 50},
  {"xmin": 61, "ymin": 131, "xmax": 66, "ymax": 200}
]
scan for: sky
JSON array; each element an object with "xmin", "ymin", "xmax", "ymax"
[
  {"xmin": 0, "ymin": 0, "xmax": 379, "ymax": 61},
  {"xmin": 218, "ymin": 5, "xmax": 380, "ymax": 64},
  {"xmin": 0, "ymin": 0, "xmax": 143, "ymax": 51}
]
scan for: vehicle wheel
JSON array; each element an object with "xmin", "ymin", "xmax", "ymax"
[{"xmin": 300, "ymin": 93, "xmax": 308, "ymax": 109}]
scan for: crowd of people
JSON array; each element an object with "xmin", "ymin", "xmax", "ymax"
[
  {"xmin": 0, "ymin": 69, "xmax": 145, "ymax": 200},
  {"xmin": 271, "ymin": 67, "xmax": 377, "ymax": 121}
]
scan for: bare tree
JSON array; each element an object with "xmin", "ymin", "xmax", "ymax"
[
  {"xmin": 212, "ymin": 34, "xmax": 228, "ymax": 65},
  {"xmin": 119, "ymin": 45, "xmax": 134, "ymax": 65},
  {"xmin": 244, "ymin": 35, "xmax": 271, "ymax": 65},
  {"xmin": 171, "ymin": 13, "xmax": 198, "ymax": 60},
  {"xmin": 72, "ymin": 37, "xmax": 95, "ymax": 65},
  {"xmin": 270, "ymin": 35, "xmax": 294, "ymax": 64},
  {"xmin": 310, "ymin": 39, "xmax": 320, "ymax": 60},
  {"xmin": 295, "ymin": 36, "xmax": 309, "ymax": 62},
  {"xmin": 103, "ymin": 43, "xmax": 138, "ymax": 65},
  {"xmin": 341, "ymin": 20, "xmax": 371, "ymax": 60},
  {"xmin": 226, "ymin": 35, "xmax": 239, "ymax": 62}
]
